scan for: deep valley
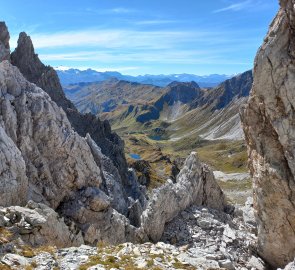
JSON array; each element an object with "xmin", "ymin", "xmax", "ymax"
[{"xmin": 62, "ymin": 71, "xmax": 253, "ymax": 200}]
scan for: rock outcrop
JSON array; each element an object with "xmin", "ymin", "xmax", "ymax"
[
  {"xmin": 0, "ymin": 60, "xmax": 103, "ymax": 208},
  {"xmin": 0, "ymin": 22, "xmax": 9, "ymax": 62},
  {"xmin": 240, "ymin": 0, "xmax": 295, "ymax": 268},
  {"xmin": 141, "ymin": 152, "xmax": 226, "ymax": 242},
  {"xmin": 10, "ymin": 32, "xmax": 132, "ymax": 201},
  {"xmin": 0, "ymin": 60, "xmax": 145, "ymax": 247}
]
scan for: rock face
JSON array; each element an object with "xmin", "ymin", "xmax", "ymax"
[
  {"xmin": 10, "ymin": 32, "xmax": 73, "ymax": 110},
  {"xmin": 0, "ymin": 58, "xmax": 149, "ymax": 247},
  {"xmin": 10, "ymin": 33, "xmax": 131, "ymax": 197},
  {"xmin": 0, "ymin": 22, "xmax": 10, "ymax": 62},
  {"xmin": 141, "ymin": 152, "xmax": 226, "ymax": 242},
  {"xmin": 0, "ymin": 125, "xmax": 27, "ymax": 206},
  {"xmin": 0, "ymin": 61, "xmax": 103, "ymax": 208},
  {"xmin": 0, "ymin": 59, "xmax": 145, "ymax": 247},
  {"xmin": 240, "ymin": 0, "xmax": 295, "ymax": 268}
]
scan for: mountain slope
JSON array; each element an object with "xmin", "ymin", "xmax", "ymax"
[
  {"xmin": 0, "ymin": 22, "xmax": 228, "ymax": 248},
  {"xmin": 64, "ymin": 78, "xmax": 163, "ymax": 115},
  {"xmin": 66, "ymin": 70, "xmax": 252, "ymax": 143},
  {"xmin": 168, "ymin": 70, "xmax": 253, "ymax": 141}
]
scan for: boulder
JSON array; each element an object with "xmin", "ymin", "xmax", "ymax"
[
  {"xmin": 0, "ymin": 201, "xmax": 83, "ymax": 247},
  {"xmin": 1, "ymin": 254, "xmax": 29, "ymax": 268},
  {"xmin": 141, "ymin": 152, "xmax": 226, "ymax": 241}
]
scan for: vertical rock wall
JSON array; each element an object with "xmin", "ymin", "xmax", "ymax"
[{"xmin": 241, "ymin": 0, "xmax": 295, "ymax": 267}]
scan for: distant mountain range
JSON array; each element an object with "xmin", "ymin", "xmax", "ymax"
[
  {"xmin": 64, "ymin": 70, "xmax": 253, "ymax": 142},
  {"xmin": 56, "ymin": 67, "xmax": 233, "ymax": 88}
]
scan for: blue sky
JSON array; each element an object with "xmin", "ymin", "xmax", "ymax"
[{"xmin": 1, "ymin": 0, "xmax": 278, "ymax": 75}]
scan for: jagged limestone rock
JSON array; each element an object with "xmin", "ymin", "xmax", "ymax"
[
  {"xmin": 10, "ymin": 32, "xmax": 145, "ymax": 215},
  {"xmin": 0, "ymin": 60, "xmax": 103, "ymax": 209},
  {"xmin": 240, "ymin": 0, "xmax": 295, "ymax": 267},
  {"xmin": 141, "ymin": 152, "xmax": 226, "ymax": 242},
  {"xmin": 86, "ymin": 134, "xmax": 138, "ymax": 216},
  {"xmin": 0, "ymin": 22, "xmax": 10, "ymax": 62},
  {"xmin": 0, "ymin": 60, "xmax": 146, "ymax": 246},
  {"xmin": 10, "ymin": 32, "xmax": 131, "ymax": 194}
]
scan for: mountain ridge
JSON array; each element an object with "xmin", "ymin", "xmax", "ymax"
[
  {"xmin": 64, "ymin": 70, "xmax": 252, "ymax": 142},
  {"xmin": 57, "ymin": 67, "xmax": 233, "ymax": 87}
]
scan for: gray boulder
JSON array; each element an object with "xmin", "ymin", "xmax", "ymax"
[
  {"xmin": 0, "ymin": 201, "xmax": 83, "ymax": 247},
  {"xmin": 141, "ymin": 152, "xmax": 226, "ymax": 241}
]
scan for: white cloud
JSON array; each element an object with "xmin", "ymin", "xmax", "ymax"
[
  {"xmin": 40, "ymin": 49, "xmax": 250, "ymax": 66},
  {"xmin": 85, "ymin": 7, "xmax": 137, "ymax": 15},
  {"xmin": 15, "ymin": 29, "xmax": 209, "ymax": 50},
  {"xmin": 213, "ymin": 0, "xmax": 252, "ymax": 13},
  {"xmin": 92, "ymin": 66, "xmax": 139, "ymax": 72},
  {"xmin": 110, "ymin": 8, "xmax": 135, "ymax": 14},
  {"xmin": 9, "ymin": 26, "xmax": 256, "ymax": 72},
  {"xmin": 135, "ymin": 20, "xmax": 178, "ymax": 25}
]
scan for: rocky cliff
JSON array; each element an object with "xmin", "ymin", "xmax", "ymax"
[
  {"xmin": 0, "ymin": 60, "xmax": 103, "ymax": 208},
  {"xmin": 0, "ymin": 60, "xmax": 143, "ymax": 246},
  {"xmin": 11, "ymin": 33, "xmax": 131, "ymax": 197},
  {"xmin": 241, "ymin": 0, "xmax": 295, "ymax": 268}
]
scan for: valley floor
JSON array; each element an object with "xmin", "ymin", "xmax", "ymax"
[{"xmin": 123, "ymin": 132, "xmax": 251, "ymax": 204}]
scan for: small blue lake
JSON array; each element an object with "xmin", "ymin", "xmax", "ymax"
[
  {"xmin": 149, "ymin": 135, "xmax": 162, "ymax": 141},
  {"xmin": 129, "ymin": 153, "xmax": 141, "ymax": 160}
]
